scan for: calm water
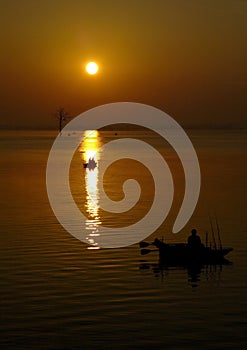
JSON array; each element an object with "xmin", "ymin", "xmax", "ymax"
[{"xmin": 0, "ymin": 129, "xmax": 246, "ymax": 349}]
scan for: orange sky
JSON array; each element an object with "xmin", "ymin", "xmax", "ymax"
[{"xmin": 0, "ymin": 0, "xmax": 246, "ymax": 129}]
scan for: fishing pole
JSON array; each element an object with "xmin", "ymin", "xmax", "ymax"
[
  {"xmin": 209, "ymin": 216, "xmax": 217, "ymax": 250},
  {"xmin": 215, "ymin": 215, "xmax": 222, "ymax": 250}
]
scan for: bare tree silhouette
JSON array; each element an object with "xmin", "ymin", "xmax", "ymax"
[{"xmin": 53, "ymin": 107, "xmax": 71, "ymax": 135}]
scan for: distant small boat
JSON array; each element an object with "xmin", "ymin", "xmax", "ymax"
[
  {"xmin": 140, "ymin": 238, "xmax": 233, "ymax": 266},
  {"xmin": 83, "ymin": 157, "xmax": 97, "ymax": 170}
]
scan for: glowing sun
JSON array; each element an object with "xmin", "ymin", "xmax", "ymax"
[{"xmin": 85, "ymin": 61, "xmax": 99, "ymax": 75}]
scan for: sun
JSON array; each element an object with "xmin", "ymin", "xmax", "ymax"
[{"xmin": 85, "ymin": 61, "xmax": 99, "ymax": 75}]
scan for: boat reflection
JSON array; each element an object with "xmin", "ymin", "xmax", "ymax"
[
  {"xmin": 80, "ymin": 130, "xmax": 101, "ymax": 249},
  {"xmin": 139, "ymin": 260, "xmax": 232, "ymax": 288}
]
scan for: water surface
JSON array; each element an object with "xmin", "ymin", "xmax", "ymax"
[{"xmin": 0, "ymin": 129, "xmax": 246, "ymax": 349}]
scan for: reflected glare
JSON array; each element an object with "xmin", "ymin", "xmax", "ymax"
[{"xmin": 80, "ymin": 130, "xmax": 101, "ymax": 249}]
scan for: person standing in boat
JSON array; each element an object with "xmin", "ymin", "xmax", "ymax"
[{"xmin": 187, "ymin": 229, "xmax": 202, "ymax": 249}]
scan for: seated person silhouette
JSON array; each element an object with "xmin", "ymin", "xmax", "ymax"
[{"xmin": 187, "ymin": 229, "xmax": 202, "ymax": 249}]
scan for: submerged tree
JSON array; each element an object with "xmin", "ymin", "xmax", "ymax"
[{"xmin": 53, "ymin": 107, "xmax": 71, "ymax": 135}]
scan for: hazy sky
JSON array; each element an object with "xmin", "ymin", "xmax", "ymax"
[{"xmin": 0, "ymin": 0, "xmax": 246, "ymax": 129}]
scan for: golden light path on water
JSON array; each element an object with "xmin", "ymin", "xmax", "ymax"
[{"xmin": 80, "ymin": 130, "xmax": 101, "ymax": 249}]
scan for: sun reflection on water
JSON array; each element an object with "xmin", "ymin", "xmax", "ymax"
[{"xmin": 80, "ymin": 130, "xmax": 101, "ymax": 249}]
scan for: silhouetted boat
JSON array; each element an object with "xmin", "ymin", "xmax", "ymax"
[
  {"xmin": 83, "ymin": 157, "xmax": 97, "ymax": 170},
  {"xmin": 140, "ymin": 238, "xmax": 233, "ymax": 266}
]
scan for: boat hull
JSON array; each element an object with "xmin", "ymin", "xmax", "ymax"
[{"xmin": 154, "ymin": 241, "xmax": 233, "ymax": 266}]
